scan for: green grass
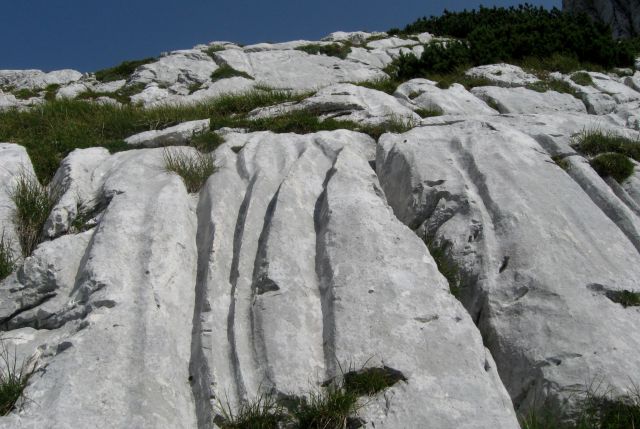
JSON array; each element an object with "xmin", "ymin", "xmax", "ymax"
[
  {"xmin": 590, "ymin": 153, "xmax": 634, "ymax": 183},
  {"xmin": 0, "ymin": 231, "xmax": 15, "ymax": 281},
  {"xmin": 290, "ymin": 385, "xmax": 360, "ymax": 429},
  {"xmin": 163, "ymin": 149, "xmax": 216, "ymax": 193},
  {"xmin": 526, "ymin": 78, "xmax": 579, "ymax": 98},
  {"xmin": 343, "ymin": 366, "xmax": 407, "ymax": 396},
  {"xmin": 10, "ymin": 172, "xmax": 60, "ymax": 257},
  {"xmin": 415, "ymin": 107, "xmax": 443, "ymax": 118},
  {"xmin": 427, "ymin": 240, "xmax": 461, "ymax": 299},
  {"xmin": 296, "ymin": 43, "xmax": 352, "ymax": 59},
  {"xmin": 551, "ymin": 155, "xmax": 571, "ymax": 171},
  {"xmin": 12, "ymin": 88, "xmax": 40, "ymax": 100},
  {"xmin": 573, "ymin": 130, "xmax": 640, "ymax": 162},
  {"xmin": 0, "ymin": 89, "xmax": 308, "ymax": 182},
  {"xmin": 606, "ymin": 290, "xmax": 640, "ymax": 308},
  {"xmin": 204, "ymin": 45, "xmax": 226, "ymax": 58},
  {"xmin": 190, "ymin": 131, "xmax": 225, "ymax": 153},
  {"xmin": 94, "ymin": 57, "xmax": 156, "ymax": 82},
  {"xmin": 0, "ymin": 338, "xmax": 33, "ymax": 416},
  {"xmin": 571, "ymin": 72, "xmax": 594, "ymax": 87},
  {"xmin": 353, "ymin": 78, "xmax": 400, "ymax": 95},
  {"xmin": 215, "ymin": 393, "xmax": 289, "ymax": 429},
  {"xmin": 210, "ymin": 64, "xmax": 254, "ymax": 82},
  {"xmin": 76, "ymin": 82, "xmax": 147, "ymax": 105},
  {"xmin": 521, "ymin": 386, "xmax": 640, "ymax": 429}
]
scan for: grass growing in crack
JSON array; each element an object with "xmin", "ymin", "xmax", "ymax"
[
  {"xmin": 415, "ymin": 107, "xmax": 443, "ymax": 118},
  {"xmin": 526, "ymin": 79, "xmax": 580, "ymax": 98},
  {"xmin": 290, "ymin": 385, "xmax": 360, "ymax": 429},
  {"xmin": 190, "ymin": 131, "xmax": 224, "ymax": 153},
  {"xmin": 0, "ymin": 89, "xmax": 308, "ymax": 182},
  {"xmin": 77, "ymin": 82, "xmax": 147, "ymax": 105},
  {"xmin": 10, "ymin": 172, "xmax": 60, "ymax": 257},
  {"xmin": 521, "ymin": 385, "xmax": 640, "ymax": 429},
  {"xmin": 211, "ymin": 64, "xmax": 254, "ymax": 82},
  {"xmin": 551, "ymin": 155, "xmax": 571, "ymax": 171},
  {"xmin": 296, "ymin": 43, "xmax": 352, "ymax": 59},
  {"xmin": 606, "ymin": 290, "xmax": 640, "ymax": 308},
  {"xmin": 0, "ymin": 338, "xmax": 33, "ymax": 416},
  {"xmin": 215, "ymin": 393, "xmax": 289, "ymax": 429},
  {"xmin": 427, "ymin": 240, "xmax": 461, "ymax": 299},
  {"xmin": 573, "ymin": 130, "xmax": 640, "ymax": 162},
  {"xmin": 571, "ymin": 72, "xmax": 594, "ymax": 87},
  {"xmin": 94, "ymin": 57, "xmax": 156, "ymax": 82},
  {"xmin": 0, "ymin": 231, "xmax": 15, "ymax": 281},
  {"xmin": 12, "ymin": 88, "xmax": 41, "ymax": 100},
  {"xmin": 343, "ymin": 365, "xmax": 407, "ymax": 397},
  {"xmin": 204, "ymin": 45, "xmax": 226, "ymax": 58},
  {"xmin": 163, "ymin": 149, "xmax": 216, "ymax": 193},
  {"xmin": 590, "ymin": 153, "xmax": 634, "ymax": 183},
  {"xmin": 353, "ymin": 78, "xmax": 400, "ymax": 94}
]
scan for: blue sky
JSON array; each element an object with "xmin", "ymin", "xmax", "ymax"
[{"xmin": 1, "ymin": 0, "xmax": 560, "ymax": 72}]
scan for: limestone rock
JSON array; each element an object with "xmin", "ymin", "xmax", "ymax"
[
  {"xmin": 465, "ymin": 64, "xmax": 540, "ymax": 87},
  {"xmin": 124, "ymin": 119, "xmax": 210, "ymax": 147},
  {"xmin": 0, "ymin": 69, "xmax": 82, "ymax": 90},
  {"xmin": 395, "ymin": 79, "xmax": 498, "ymax": 115},
  {"xmin": 471, "ymin": 86, "xmax": 587, "ymax": 114}
]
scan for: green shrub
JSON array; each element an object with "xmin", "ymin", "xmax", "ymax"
[
  {"xmin": 343, "ymin": 366, "xmax": 407, "ymax": 396},
  {"xmin": 215, "ymin": 393, "xmax": 289, "ymax": 429},
  {"xmin": 606, "ymin": 290, "xmax": 640, "ymax": 308},
  {"xmin": 390, "ymin": 5, "xmax": 639, "ymax": 82},
  {"xmin": 0, "ymin": 338, "xmax": 33, "ymax": 416},
  {"xmin": 10, "ymin": 172, "xmax": 60, "ymax": 257},
  {"xmin": 204, "ymin": 45, "xmax": 226, "ymax": 58},
  {"xmin": 94, "ymin": 57, "xmax": 156, "ymax": 82},
  {"xmin": 0, "ymin": 231, "xmax": 15, "ymax": 281},
  {"xmin": 590, "ymin": 153, "xmax": 634, "ymax": 183},
  {"xmin": 571, "ymin": 72, "xmax": 594, "ymax": 86},
  {"xmin": 210, "ymin": 64, "xmax": 254, "ymax": 82},
  {"xmin": 296, "ymin": 43, "xmax": 352, "ymax": 59},
  {"xmin": 163, "ymin": 149, "xmax": 216, "ymax": 193}
]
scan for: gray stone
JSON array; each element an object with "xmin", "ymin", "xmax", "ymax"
[
  {"xmin": 465, "ymin": 64, "xmax": 540, "ymax": 87},
  {"xmin": 395, "ymin": 79, "xmax": 498, "ymax": 115},
  {"xmin": 124, "ymin": 119, "xmax": 210, "ymax": 147},
  {"xmin": 471, "ymin": 86, "xmax": 587, "ymax": 114}
]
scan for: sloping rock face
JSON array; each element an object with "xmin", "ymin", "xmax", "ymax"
[
  {"xmin": 2, "ymin": 29, "xmax": 640, "ymax": 429},
  {"xmin": 563, "ymin": 0, "xmax": 640, "ymax": 38}
]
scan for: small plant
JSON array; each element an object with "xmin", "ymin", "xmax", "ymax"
[
  {"xmin": 290, "ymin": 384, "xmax": 360, "ymax": 429},
  {"xmin": 343, "ymin": 365, "xmax": 407, "ymax": 396},
  {"xmin": 571, "ymin": 72, "xmax": 594, "ymax": 87},
  {"xmin": 526, "ymin": 79, "xmax": 579, "ymax": 98},
  {"xmin": 190, "ymin": 131, "xmax": 224, "ymax": 153},
  {"xmin": 10, "ymin": 172, "xmax": 60, "ymax": 257},
  {"xmin": 204, "ymin": 45, "xmax": 226, "ymax": 58},
  {"xmin": 551, "ymin": 155, "xmax": 571, "ymax": 171},
  {"xmin": 215, "ymin": 392, "xmax": 289, "ymax": 429},
  {"xmin": 573, "ymin": 130, "xmax": 640, "ymax": 162},
  {"xmin": 94, "ymin": 57, "xmax": 156, "ymax": 82},
  {"xmin": 163, "ymin": 149, "xmax": 216, "ymax": 193},
  {"xmin": 353, "ymin": 78, "xmax": 400, "ymax": 95},
  {"xmin": 43, "ymin": 84, "xmax": 60, "ymax": 102},
  {"xmin": 0, "ymin": 231, "xmax": 15, "ymax": 281},
  {"xmin": 606, "ymin": 289, "xmax": 640, "ymax": 308},
  {"xmin": 296, "ymin": 43, "xmax": 352, "ymax": 59},
  {"xmin": 590, "ymin": 153, "xmax": 634, "ymax": 183},
  {"xmin": 427, "ymin": 240, "xmax": 461, "ymax": 298},
  {"xmin": 187, "ymin": 82, "xmax": 204, "ymax": 94},
  {"xmin": 211, "ymin": 64, "xmax": 254, "ymax": 82},
  {"xmin": 415, "ymin": 107, "xmax": 443, "ymax": 118},
  {"xmin": 0, "ymin": 338, "xmax": 33, "ymax": 416},
  {"xmin": 12, "ymin": 88, "xmax": 41, "ymax": 100}
]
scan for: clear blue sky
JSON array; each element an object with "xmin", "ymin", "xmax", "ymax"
[{"xmin": 0, "ymin": 0, "xmax": 560, "ymax": 73}]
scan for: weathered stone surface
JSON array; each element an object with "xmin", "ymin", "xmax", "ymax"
[
  {"xmin": 0, "ymin": 69, "xmax": 82, "ymax": 90},
  {"xmin": 248, "ymin": 83, "xmax": 420, "ymax": 125},
  {"xmin": 124, "ymin": 119, "xmax": 210, "ymax": 147},
  {"xmin": 465, "ymin": 64, "xmax": 540, "ymax": 87},
  {"xmin": 378, "ymin": 121, "xmax": 640, "ymax": 415},
  {"xmin": 563, "ymin": 0, "xmax": 640, "ymax": 38},
  {"xmin": 395, "ymin": 79, "xmax": 497, "ymax": 115},
  {"xmin": 471, "ymin": 86, "xmax": 587, "ymax": 114},
  {"xmin": 588, "ymin": 72, "xmax": 640, "ymax": 103},
  {"xmin": 130, "ymin": 49, "xmax": 217, "ymax": 88}
]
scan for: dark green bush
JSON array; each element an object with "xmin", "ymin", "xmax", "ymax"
[
  {"xmin": 94, "ymin": 57, "xmax": 156, "ymax": 82},
  {"xmin": 210, "ymin": 64, "xmax": 254, "ymax": 82},
  {"xmin": 391, "ymin": 5, "xmax": 640, "ymax": 81}
]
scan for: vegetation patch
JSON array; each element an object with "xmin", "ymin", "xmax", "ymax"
[
  {"xmin": 0, "ymin": 89, "xmax": 308, "ymax": 182},
  {"xmin": 590, "ymin": 153, "xmax": 634, "ymax": 183},
  {"xmin": 10, "ymin": 172, "xmax": 60, "ymax": 257},
  {"xmin": 606, "ymin": 289, "xmax": 640, "ymax": 308},
  {"xmin": 353, "ymin": 78, "xmax": 400, "ymax": 95},
  {"xmin": 0, "ymin": 232, "xmax": 15, "ymax": 281},
  {"xmin": 526, "ymin": 78, "xmax": 579, "ymax": 98},
  {"xmin": 427, "ymin": 240, "xmax": 462, "ymax": 299},
  {"xmin": 190, "ymin": 131, "xmax": 224, "ymax": 153},
  {"xmin": 551, "ymin": 155, "xmax": 572, "ymax": 171},
  {"xmin": 215, "ymin": 393, "xmax": 289, "ymax": 429},
  {"xmin": 415, "ymin": 107, "xmax": 443, "ymax": 118},
  {"xmin": 343, "ymin": 366, "xmax": 407, "ymax": 396},
  {"xmin": 296, "ymin": 43, "xmax": 352, "ymax": 60},
  {"xmin": 77, "ymin": 82, "xmax": 147, "ymax": 105},
  {"xmin": 0, "ymin": 338, "xmax": 33, "ymax": 416},
  {"xmin": 210, "ymin": 64, "xmax": 254, "ymax": 82},
  {"xmin": 94, "ymin": 57, "xmax": 156, "ymax": 82},
  {"xmin": 204, "ymin": 45, "xmax": 226, "ymax": 58},
  {"xmin": 163, "ymin": 149, "xmax": 216, "ymax": 193},
  {"xmin": 573, "ymin": 130, "xmax": 640, "ymax": 162},
  {"xmin": 290, "ymin": 385, "xmax": 360, "ymax": 429},
  {"xmin": 571, "ymin": 72, "xmax": 594, "ymax": 87},
  {"xmin": 12, "ymin": 88, "xmax": 41, "ymax": 100}
]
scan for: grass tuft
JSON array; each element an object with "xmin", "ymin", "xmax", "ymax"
[
  {"xmin": 296, "ymin": 43, "xmax": 352, "ymax": 59},
  {"xmin": 415, "ymin": 107, "xmax": 443, "ymax": 118},
  {"xmin": 215, "ymin": 393, "xmax": 289, "ymax": 429},
  {"xmin": 204, "ymin": 45, "xmax": 226, "ymax": 58},
  {"xmin": 353, "ymin": 78, "xmax": 400, "ymax": 95},
  {"xmin": 571, "ymin": 72, "xmax": 594, "ymax": 87},
  {"xmin": 343, "ymin": 366, "xmax": 407, "ymax": 397},
  {"xmin": 606, "ymin": 290, "xmax": 640, "ymax": 308},
  {"xmin": 590, "ymin": 153, "xmax": 634, "ymax": 183},
  {"xmin": 0, "ymin": 338, "xmax": 33, "ymax": 416},
  {"xmin": 573, "ymin": 130, "xmax": 640, "ymax": 162},
  {"xmin": 94, "ymin": 57, "xmax": 156, "ymax": 83},
  {"xmin": 290, "ymin": 385, "xmax": 360, "ymax": 429},
  {"xmin": 10, "ymin": 172, "xmax": 60, "ymax": 257},
  {"xmin": 210, "ymin": 64, "xmax": 254, "ymax": 82},
  {"xmin": 163, "ymin": 149, "xmax": 216, "ymax": 193},
  {"xmin": 0, "ymin": 231, "xmax": 16, "ymax": 281}
]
